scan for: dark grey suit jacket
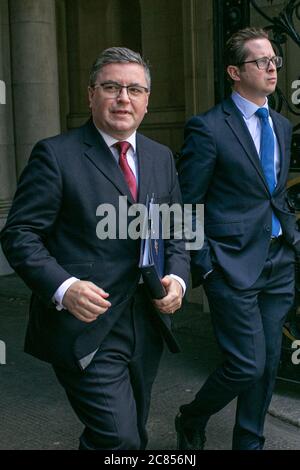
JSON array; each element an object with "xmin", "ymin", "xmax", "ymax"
[{"xmin": 1, "ymin": 119, "xmax": 190, "ymax": 370}]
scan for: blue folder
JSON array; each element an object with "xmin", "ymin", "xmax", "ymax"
[{"xmin": 139, "ymin": 195, "xmax": 166, "ymax": 299}]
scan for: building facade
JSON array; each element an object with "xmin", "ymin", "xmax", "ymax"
[{"xmin": 0, "ymin": 0, "xmax": 299, "ymax": 276}]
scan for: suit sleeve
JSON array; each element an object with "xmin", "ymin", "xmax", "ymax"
[
  {"xmin": 0, "ymin": 140, "xmax": 73, "ymax": 302},
  {"xmin": 162, "ymin": 148, "xmax": 190, "ymax": 288},
  {"xmin": 177, "ymin": 115, "xmax": 217, "ymax": 286}
]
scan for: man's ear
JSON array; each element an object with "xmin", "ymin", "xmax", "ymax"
[
  {"xmin": 227, "ymin": 65, "xmax": 240, "ymax": 83},
  {"xmin": 145, "ymin": 93, "xmax": 149, "ymax": 113},
  {"xmin": 88, "ymin": 86, "xmax": 93, "ymax": 108}
]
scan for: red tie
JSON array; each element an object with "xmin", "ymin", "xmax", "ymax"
[{"xmin": 115, "ymin": 141, "xmax": 138, "ymax": 201}]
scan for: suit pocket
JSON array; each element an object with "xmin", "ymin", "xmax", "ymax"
[
  {"xmin": 73, "ymin": 293, "xmax": 133, "ymax": 361},
  {"xmin": 205, "ymin": 221, "xmax": 244, "ymax": 238},
  {"xmin": 204, "ymin": 266, "xmax": 224, "ymax": 283}
]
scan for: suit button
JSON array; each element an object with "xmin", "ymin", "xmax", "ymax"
[{"xmin": 264, "ymin": 225, "xmax": 271, "ymax": 232}]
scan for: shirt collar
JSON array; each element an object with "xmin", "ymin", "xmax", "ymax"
[
  {"xmin": 231, "ymin": 91, "xmax": 269, "ymax": 119},
  {"xmin": 95, "ymin": 127, "xmax": 137, "ymax": 152}
]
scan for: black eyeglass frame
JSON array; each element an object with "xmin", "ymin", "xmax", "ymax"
[
  {"xmin": 92, "ymin": 81, "xmax": 149, "ymax": 96},
  {"xmin": 237, "ymin": 55, "xmax": 283, "ymax": 70}
]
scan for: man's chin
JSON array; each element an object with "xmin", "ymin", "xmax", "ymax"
[
  {"xmin": 107, "ymin": 125, "xmax": 135, "ymax": 140},
  {"xmin": 111, "ymin": 119, "xmax": 133, "ymax": 130},
  {"xmin": 266, "ymin": 81, "xmax": 277, "ymax": 92},
  {"xmin": 113, "ymin": 125, "xmax": 134, "ymax": 135},
  {"xmin": 264, "ymin": 85, "xmax": 276, "ymax": 97}
]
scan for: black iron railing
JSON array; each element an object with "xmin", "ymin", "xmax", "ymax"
[
  {"xmin": 214, "ymin": 0, "xmax": 300, "ymax": 170},
  {"xmin": 250, "ymin": 0, "xmax": 300, "ymax": 169}
]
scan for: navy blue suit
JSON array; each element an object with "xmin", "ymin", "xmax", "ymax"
[
  {"xmin": 178, "ymin": 97, "xmax": 298, "ymax": 449},
  {"xmin": 1, "ymin": 119, "xmax": 190, "ymax": 449}
]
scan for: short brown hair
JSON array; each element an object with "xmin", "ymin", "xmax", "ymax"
[
  {"xmin": 225, "ymin": 27, "xmax": 269, "ymax": 67},
  {"xmin": 89, "ymin": 47, "xmax": 151, "ymax": 90}
]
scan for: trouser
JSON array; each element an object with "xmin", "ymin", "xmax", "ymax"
[
  {"xmin": 54, "ymin": 286, "xmax": 164, "ymax": 450},
  {"xmin": 180, "ymin": 239, "xmax": 295, "ymax": 449}
]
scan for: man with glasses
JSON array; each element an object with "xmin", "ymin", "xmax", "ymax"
[
  {"xmin": 1, "ymin": 47, "xmax": 189, "ymax": 450},
  {"xmin": 177, "ymin": 28, "xmax": 298, "ymax": 450},
  {"xmin": 238, "ymin": 54, "xmax": 282, "ymax": 70}
]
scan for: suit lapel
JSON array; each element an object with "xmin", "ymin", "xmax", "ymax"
[
  {"xmin": 136, "ymin": 133, "xmax": 155, "ymax": 204},
  {"xmin": 270, "ymin": 109, "xmax": 286, "ymax": 192},
  {"xmin": 83, "ymin": 119, "xmax": 135, "ymax": 204},
  {"xmin": 223, "ymin": 98, "xmax": 270, "ymax": 194}
]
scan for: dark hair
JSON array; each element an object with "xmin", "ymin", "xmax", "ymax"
[
  {"xmin": 89, "ymin": 47, "xmax": 151, "ymax": 90},
  {"xmin": 225, "ymin": 27, "xmax": 270, "ymax": 84}
]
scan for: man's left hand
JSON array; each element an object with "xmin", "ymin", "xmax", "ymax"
[{"xmin": 153, "ymin": 276, "xmax": 183, "ymax": 314}]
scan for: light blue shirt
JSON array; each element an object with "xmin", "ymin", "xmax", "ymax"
[
  {"xmin": 231, "ymin": 91, "xmax": 280, "ymax": 179},
  {"xmin": 231, "ymin": 91, "xmax": 281, "ymax": 236}
]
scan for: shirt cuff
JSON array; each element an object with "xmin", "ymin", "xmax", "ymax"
[
  {"xmin": 169, "ymin": 274, "xmax": 186, "ymax": 296},
  {"xmin": 52, "ymin": 277, "xmax": 79, "ymax": 311}
]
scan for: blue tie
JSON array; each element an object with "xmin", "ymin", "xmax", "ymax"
[{"xmin": 255, "ymin": 107, "xmax": 280, "ymax": 237}]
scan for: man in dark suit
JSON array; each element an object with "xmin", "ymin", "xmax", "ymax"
[
  {"xmin": 176, "ymin": 28, "xmax": 299, "ymax": 450},
  {"xmin": 1, "ymin": 47, "xmax": 189, "ymax": 450}
]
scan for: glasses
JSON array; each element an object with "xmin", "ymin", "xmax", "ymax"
[
  {"xmin": 238, "ymin": 55, "xmax": 283, "ymax": 70},
  {"xmin": 93, "ymin": 81, "xmax": 149, "ymax": 99}
]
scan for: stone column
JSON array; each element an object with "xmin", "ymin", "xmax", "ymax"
[
  {"xmin": 182, "ymin": 0, "xmax": 214, "ymax": 118},
  {"xmin": 181, "ymin": 0, "xmax": 214, "ymax": 312},
  {"xmin": 65, "ymin": 0, "xmax": 108, "ymax": 129},
  {"xmin": 9, "ymin": 0, "xmax": 60, "ymax": 176},
  {"xmin": 140, "ymin": 0, "xmax": 186, "ymax": 151},
  {"xmin": 0, "ymin": 0, "xmax": 16, "ymax": 275}
]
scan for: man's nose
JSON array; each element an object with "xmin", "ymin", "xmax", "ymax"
[
  {"xmin": 268, "ymin": 59, "xmax": 277, "ymax": 71},
  {"xmin": 117, "ymin": 87, "xmax": 130, "ymax": 102}
]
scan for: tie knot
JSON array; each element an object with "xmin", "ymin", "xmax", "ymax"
[
  {"xmin": 255, "ymin": 107, "xmax": 269, "ymax": 120},
  {"xmin": 115, "ymin": 141, "xmax": 131, "ymax": 156}
]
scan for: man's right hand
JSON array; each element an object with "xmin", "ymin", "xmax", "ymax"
[{"xmin": 62, "ymin": 280, "xmax": 111, "ymax": 323}]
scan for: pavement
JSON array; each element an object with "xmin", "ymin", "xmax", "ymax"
[{"xmin": 0, "ymin": 274, "xmax": 300, "ymax": 450}]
